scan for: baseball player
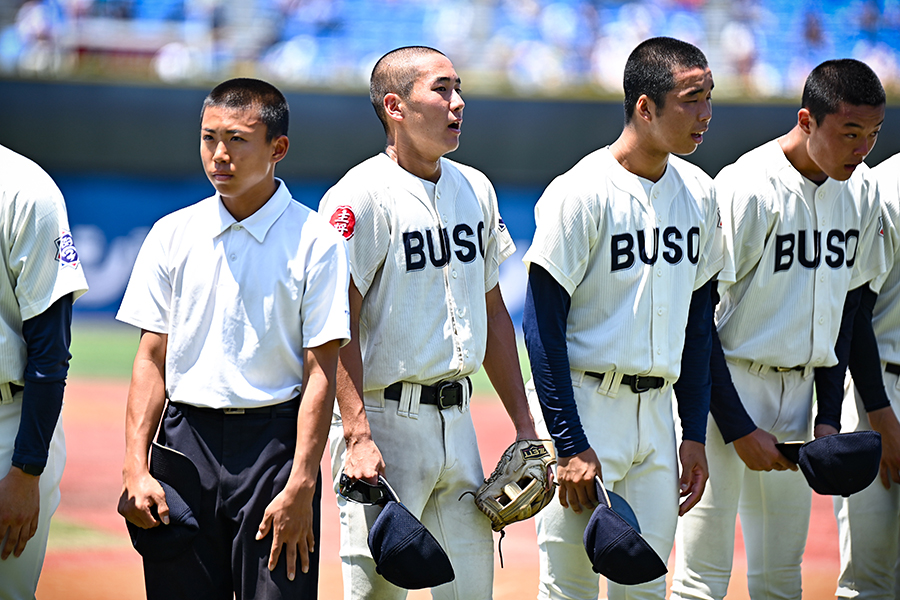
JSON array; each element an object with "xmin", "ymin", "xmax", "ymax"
[
  {"xmin": 0, "ymin": 144, "xmax": 88, "ymax": 599},
  {"xmin": 833, "ymin": 152, "xmax": 900, "ymax": 600},
  {"xmin": 522, "ymin": 37, "xmax": 721, "ymax": 600},
  {"xmin": 320, "ymin": 46, "xmax": 539, "ymax": 600},
  {"xmin": 117, "ymin": 78, "xmax": 350, "ymax": 599},
  {"xmin": 672, "ymin": 59, "xmax": 888, "ymax": 600}
]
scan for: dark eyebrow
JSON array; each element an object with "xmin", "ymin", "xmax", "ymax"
[
  {"xmin": 843, "ymin": 118, "xmax": 884, "ymax": 130},
  {"xmin": 684, "ymin": 82, "xmax": 714, "ymax": 97},
  {"xmin": 201, "ymin": 127, "xmax": 249, "ymax": 134},
  {"xmin": 433, "ymin": 76, "xmax": 461, "ymax": 87}
]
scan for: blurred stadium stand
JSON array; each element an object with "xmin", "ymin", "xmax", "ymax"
[{"xmin": 2, "ymin": 0, "xmax": 900, "ymax": 99}]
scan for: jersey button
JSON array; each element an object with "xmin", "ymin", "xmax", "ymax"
[
  {"xmin": 230, "ymin": 254, "xmax": 237, "ymax": 261},
  {"xmin": 452, "ymin": 270, "xmax": 458, "ymax": 278},
  {"xmin": 232, "ymin": 224, "xmax": 242, "ymax": 231},
  {"xmin": 656, "ymin": 269, "xmax": 662, "ymax": 277}
]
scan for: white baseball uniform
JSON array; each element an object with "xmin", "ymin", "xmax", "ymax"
[
  {"xmin": 320, "ymin": 153, "xmax": 514, "ymax": 600},
  {"xmin": 673, "ymin": 140, "xmax": 888, "ymax": 600},
  {"xmin": 833, "ymin": 152, "xmax": 900, "ymax": 600},
  {"xmin": 0, "ymin": 144, "xmax": 88, "ymax": 597},
  {"xmin": 523, "ymin": 147, "xmax": 723, "ymax": 600}
]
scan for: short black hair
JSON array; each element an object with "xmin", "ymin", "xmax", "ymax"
[
  {"xmin": 201, "ymin": 78, "xmax": 289, "ymax": 142},
  {"xmin": 622, "ymin": 37, "xmax": 708, "ymax": 124},
  {"xmin": 802, "ymin": 59, "xmax": 885, "ymax": 124},
  {"xmin": 370, "ymin": 46, "xmax": 446, "ymax": 132}
]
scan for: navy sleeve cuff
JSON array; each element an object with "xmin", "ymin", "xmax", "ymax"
[
  {"xmin": 13, "ymin": 295, "xmax": 73, "ymax": 468},
  {"xmin": 673, "ymin": 279, "xmax": 714, "ymax": 445},
  {"xmin": 523, "ymin": 265, "xmax": 589, "ymax": 458},
  {"xmin": 848, "ymin": 286, "xmax": 890, "ymax": 413}
]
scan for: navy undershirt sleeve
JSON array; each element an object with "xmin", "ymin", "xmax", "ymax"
[
  {"xmin": 847, "ymin": 286, "xmax": 890, "ymax": 413},
  {"xmin": 673, "ymin": 279, "xmax": 714, "ymax": 444},
  {"xmin": 814, "ymin": 286, "xmax": 864, "ymax": 431},
  {"xmin": 522, "ymin": 264, "xmax": 589, "ymax": 458},
  {"xmin": 13, "ymin": 294, "xmax": 73, "ymax": 468},
  {"xmin": 708, "ymin": 286, "xmax": 758, "ymax": 444}
]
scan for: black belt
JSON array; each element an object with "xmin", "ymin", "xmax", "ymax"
[
  {"xmin": 585, "ymin": 371, "xmax": 665, "ymax": 394},
  {"xmin": 887, "ymin": 363, "xmax": 900, "ymax": 376},
  {"xmin": 172, "ymin": 397, "xmax": 300, "ymax": 416},
  {"xmin": 384, "ymin": 379, "xmax": 470, "ymax": 410}
]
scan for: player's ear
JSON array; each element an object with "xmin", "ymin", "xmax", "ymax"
[
  {"xmin": 270, "ymin": 135, "xmax": 289, "ymax": 164},
  {"xmin": 635, "ymin": 94, "xmax": 654, "ymax": 123},
  {"xmin": 797, "ymin": 108, "xmax": 813, "ymax": 135},
  {"xmin": 384, "ymin": 93, "xmax": 404, "ymax": 123}
]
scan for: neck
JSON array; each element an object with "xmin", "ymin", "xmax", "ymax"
[
  {"xmin": 609, "ymin": 127, "xmax": 669, "ymax": 182},
  {"xmin": 778, "ymin": 125, "xmax": 827, "ymax": 184},
  {"xmin": 384, "ymin": 136, "xmax": 443, "ymax": 183},
  {"xmin": 221, "ymin": 178, "xmax": 279, "ymax": 222}
]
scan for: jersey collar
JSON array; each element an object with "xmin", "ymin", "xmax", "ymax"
[
  {"xmin": 211, "ymin": 179, "xmax": 292, "ymax": 243},
  {"xmin": 602, "ymin": 147, "xmax": 683, "ymax": 207}
]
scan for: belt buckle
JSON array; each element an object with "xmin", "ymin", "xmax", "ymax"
[
  {"xmin": 436, "ymin": 381, "xmax": 462, "ymax": 409},
  {"xmin": 629, "ymin": 376, "xmax": 652, "ymax": 394},
  {"xmin": 774, "ymin": 366, "xmax": 793, "ymax": 372},
  {"xmin": 223, "ymin": 408, "xmax": 245, "ymax": 415}
]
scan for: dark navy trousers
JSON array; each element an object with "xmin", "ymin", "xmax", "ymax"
[{"xmin": 143, "ymin": 400, "xmax": 321, "ymax": 600}]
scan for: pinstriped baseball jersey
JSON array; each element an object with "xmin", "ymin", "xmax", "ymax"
[
  {"xmin": 522, "ymin": 147, "xmax": 723, "ymax": 382},
  {"xmin": 319, "ymin": 153, "xmax": 515, "ymax": 392},
  {"xmin": 869, "ymin": 154, "xmax": 900, "ymax": 364},
  {"xmin": 716, "ymin": 140, "xmax": 888, "ymax": 369},
  {"xmin": 0, "ymin": 144, "xmax": 88, "ymax": 384}
]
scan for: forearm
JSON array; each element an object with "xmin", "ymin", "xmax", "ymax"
[
  {"xmin": 122, "ymin": 331, "xmax": 168, "ymax": 477},
  {"xmin": 815, "ymin": 287, "xmax": 864, "ymax": 430},
  {"xmin": 483, "ymin": 285, "xmax": 534, "ymax": 435},
  {"xmin": 708, "ymin": 291, "xmax": 756, "ymax": 443},
  {"xmin": 287, "ymin": 342, "xmax": 340, "ymax": 493},
  {"xmin": 848, "ymin": 286, "xmax": 890, "ymax": 413}
]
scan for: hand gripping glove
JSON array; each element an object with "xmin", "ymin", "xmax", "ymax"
[{"xmin": 472, "ymin": 439, "xmax": 557, "ymax": 532}]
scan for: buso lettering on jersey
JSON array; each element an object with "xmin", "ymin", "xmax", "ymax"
[
  {"xmin": 774, "ymin": 228, "xmax": 859, "ymax": 272},
  {"xmin": 403, "ymin": 222, "xmax": 485, "ymax": 271},
  {"xmin": 611, "ymin": 226, "xmax": 701, "ymax": 272}
]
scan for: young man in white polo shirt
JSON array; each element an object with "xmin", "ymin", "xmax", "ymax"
[{"xmin": 117, "ymin": 78, "xmax": 350, "ymax": 600}]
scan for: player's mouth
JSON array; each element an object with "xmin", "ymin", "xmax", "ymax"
[
  {"xmin": 448, "ymin": 120, "xmax": 462, "ymax": 133},
  {"xmin": 211, "ymin": 171, "xmax": 233, "ymax": 181},
  {"xmin": 691, "ymin": 130, "xmax": 706, "ymax": 144}
]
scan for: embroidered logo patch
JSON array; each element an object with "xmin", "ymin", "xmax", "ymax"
[
  {"xmin": 56, "ymin": 231, "xmax": 80, "ymax": 268},
  {"xmin": 330, "ymin": 206, "xmax": 356, "ymax": 240},
  {"xmin": 498, "ymin": 216, "xmax": 507, "ymax": 232},
  {"xmin": 521, "ymin": 444, "xmax": 550, "ymax": 461}
]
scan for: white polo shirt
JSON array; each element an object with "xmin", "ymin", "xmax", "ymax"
[
  {"xmin": 523, "ymin": 147, "xmax": 723, "ymax": 382},
  {"xmin": 117, "ymin": 180, "xmax": 350, "ymax": 409},
  {"xmin": 319, "ymin": 153, "xmax": 515, "ymax": 391},
  {"xmin": 0, "ymin": 144, "xmax": 89, "ymax": 385},
  {"xmin": 715, "ymin": 140, "xmax": 888, "ymax": 368}
]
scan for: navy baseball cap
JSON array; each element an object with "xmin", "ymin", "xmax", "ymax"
[
  {"xmin": 126, "ymin": 442, "xmax": 202, "ymax": 561},
  {"xmin": 796, "ymin": 431, "xmax": 882, "ymax": 497},
  {"xmin": 583, "ymin": 477, "xmax": 667, "ymax": 586},
  {"xmin": 366, "ymin": 476, "xmax": 455, "ymax": 589}
]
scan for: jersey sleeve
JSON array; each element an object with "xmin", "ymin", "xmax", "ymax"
[
  {"xmin": 850, "ymin": 180, "xmax": 890, "ymax": 290},
  {"xmin": 693, "ymin": 185, "xmax": 725, "ymax": 290},
  {"xmin": 10, "ymin": 180, "xmax": 88, "ymax": 320},
  {"xmin": 482, "ymin": 177, "xmax": 516, "ymax": 291},
  {"xmin": 715, "ymin": 166, "xmax": 770, "ymax": 287},
  {"xmin": 301, "ymin": 223, "xmax": 351, "ymax": 349},
  {"xmin": 522, "ymin": 179, "xmax": 597, "ymax": 297},
  {"xmin": 319, "ymin": 183, "xmax": 389, "ymax": 298},
  {"xmin": 116, "ymin": 221, "xmax": 172, "ymax": 333}
]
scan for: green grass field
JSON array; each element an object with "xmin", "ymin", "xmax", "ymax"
[{"xmin": 69, "ymin": 317, "xmax": 533, "ymax": 396}]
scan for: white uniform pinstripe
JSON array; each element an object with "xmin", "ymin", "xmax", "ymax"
[
  {"xmin": 673, "ymin": 140, "xmax": 889, "ymax": 600},
  {"xmin": 320, "ymin": 153, "xmax": 514, "ymax": 600},
  {"xmin": 0, "ymin": 144, "xmax": 88, "ymax": 597},
  {"xmin": 524, "ymin": 147, "xmax": 723, "ymax": 600},
  {"xmin": 834, "ymin": 152, "xmax": 900, "ymax": 600}
]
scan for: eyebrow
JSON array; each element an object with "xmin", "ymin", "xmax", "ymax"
[
  {"xmin": 683, "ymin": 82, "xmax": 714, "ymax": 97},
  {"xmin": 843, "ymin": 119, "xmax": 884, "ymax": 129},
  {"xmin": 201, "ymin": 127, "xmax": 249, "ymax": 134},
  {"xmin": 432, "ymin": 76, "xmax": 462, "ymax": 87}
]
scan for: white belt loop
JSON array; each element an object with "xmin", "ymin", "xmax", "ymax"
[
  {"xmin": 748, "ymin": 361, "xmax": 768, "ymax": 378},
  {"xmin": 0, "ymin": 383, "xmax": 11, "ymax": 406},
  {"xmin": 458, "ymin": 378, "xmax": 471, "ymax": 413},
  {"xmin": 599, "ymin": 371, "xmax": 622, "ymax": 398},
  {"xmin": 570, "ymin": 370, "xmax": 585, "ymax": 388},
  {"xmin": 802, "ymin": 366, "xmax": 814, "ymax": 380},
  {"xmin": 397, "ymin": 382, "xmax": 420, "ymax": 419}
]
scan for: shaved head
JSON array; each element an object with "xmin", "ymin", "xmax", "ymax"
[{"xmin": 370, "ymin": 46, "xmax": 446, "ymax": 132}]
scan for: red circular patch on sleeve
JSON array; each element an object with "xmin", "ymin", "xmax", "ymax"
[{"xmin": 329, "ymin": 206, "xmax": 356, "ymax": 240}]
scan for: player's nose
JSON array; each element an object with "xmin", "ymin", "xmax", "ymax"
[
  {"xmin": 212, "ymin": 141, "xmax": 229, "ymax": 162},
  {"xmin": 451, "ymin": 89, "xmax": 465, "ymax": 112}
]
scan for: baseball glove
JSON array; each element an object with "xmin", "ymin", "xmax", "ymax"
[{"xmin": 472, "ymin": 439, "xmax": 557, "ymax": 532}]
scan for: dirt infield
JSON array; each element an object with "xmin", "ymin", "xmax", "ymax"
[{"xmin": 36, "ymin": 379, "xmax": 840, "ymax": 599}]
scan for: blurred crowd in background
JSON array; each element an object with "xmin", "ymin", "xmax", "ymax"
[{"xmin": 2, "ymin": 0, "xmax": 900, "ymax": 100}]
